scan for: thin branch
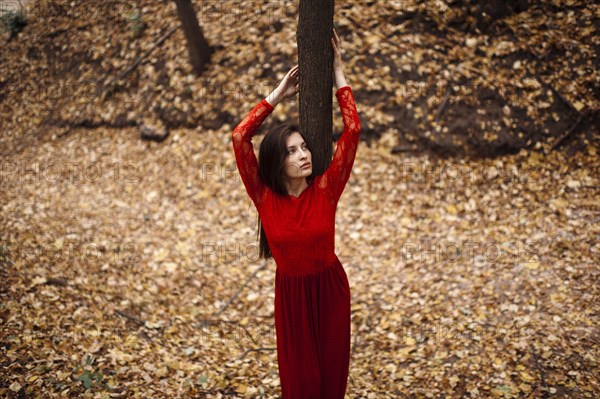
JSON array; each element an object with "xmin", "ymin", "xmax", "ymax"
[
  {"xmin": 351, "ymin": 302, "xmax": 374, "ymax": 357},
  {"xmin": 434, "ymin": 64, "xmax": 462, "ymax": 123},
  {"xmin": 238, "ymin": 347, "xmax": 276, "ymax": 360},
  {"xmin": 529, "ymin": 342, "xmax": 550, "ymax": 397},
  {"xmin": 212, "ymin": 263, "xmax": 268, "ymax": 318},
  {"xmin": 48, "ymin": 26, "xmax": 179, "ymax": 140},
  {"xmin": 434, "ymin": 85, "xmax": 452, "ymax": 122},
  {"xmin": 100, "ymin": 26, "xmax": 179, "ymax": 100},
  {"xmin": 114, "ymin": 309, "xmax": 146, "ymax": 326},
  {"xmin": 551, "ymin": 112, "xmax": 583, "ymax": 151}
]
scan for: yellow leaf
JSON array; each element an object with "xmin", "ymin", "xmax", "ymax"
[
  {"xmin": 195, "ymin": 190, "xmax": 210, "ymax": 199},
  {"xmin": 31, "ymin": 276, "xmax": 47, "ymax": 286},
  {"xmin": 519, "ymin": 383, "xmax": 532, "ymax": 392},
  {"xmin": 162, "ymin": 262, "xmax": 178, "ymax": 273},
  {"xmin": 527, "ymin": 151, "xmax": 544, "ymax": 166},
  {"xmin": 524, "ymin": 261, "xmax": 539, "ymax": 270},
  {"xmin": 553, "ymin": 198, "xmax": 568, "ymax": 210},
  {"xmin": 57, "ymin": 371, "xmax": 70, "ymax": 381},
  {"xmin": 449, "ymin": 375, "xmax": 459, "ymax": 387},
  {"xmin": 167, "ymin": 360, "xmax": 180, "ymax": 371},
  {"xmin": 446, "ymin": 204, "xmax": 458, "ymax": 215},
  {"xmin": 109, "ymin": 349, "xmax": 133, "ymax": 363},
  {"xmin": 235, "ymin": 383, "xmax": 248, "ymax": 394},
  {"xmin": 155, "ymin": 366, "xmax": 168, "ymax": 378},
  {"xmin": 154, "ymin": 248, "xmax": 169, "ymax": 262},
  {"xmin": 9, "ymin": 382, "xmax": 22, "ymax": 392},
  {"xmin": 520, "ymin": 371, "xmax": 535, "ymax": 382},
  {"xmin": 176, "ymin": 241, "xmax": 190, "ymax": 257},
  {"xmin": 398, "ymin": 346, "xmax": 416, "ymax": 357}
]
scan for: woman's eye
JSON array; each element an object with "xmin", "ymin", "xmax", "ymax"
[{"xmin": 288, "ymin": 145, "xmax": 307, "ymax": 155}]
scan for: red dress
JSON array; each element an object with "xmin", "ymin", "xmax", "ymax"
[{"xmin": 232, "ymin": 85, "xmax": 361, "ymax": 399}]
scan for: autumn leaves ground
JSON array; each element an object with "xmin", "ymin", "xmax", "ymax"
[
  {"xmin": 1, "ymin": 123, "xmax": 598, "ymax": 397},
  {"xmin": 1, "ymin": 0, "xmax": 599, "ymax": 397}
]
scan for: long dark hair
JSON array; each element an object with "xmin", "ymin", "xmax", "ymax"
[{"xmin": 256, "ymin": 123, "xmax": 314, "ymax": 259}]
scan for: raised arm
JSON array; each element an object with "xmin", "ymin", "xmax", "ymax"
[
  {"xmin": 232, "ymin": 99, "xmax": 274, "ymax": 206},
  {"xmin": 231, "ymin": 65, "xmax": 299, "ymax": 206},
  {"xmin": 321, "ymin": 28, "xmax": 362, "ymax": 203},
  {"xmin": 322, "ymin": 85, "xmax": 361, "ymax": 203}
]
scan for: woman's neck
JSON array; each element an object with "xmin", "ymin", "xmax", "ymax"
[{"xmin": 285, "ymin": 177, "xmax": 308, "ymax": 197}]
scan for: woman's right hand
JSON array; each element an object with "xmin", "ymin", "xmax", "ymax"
[
  {"xmin": 266, "ymin": 65, "xmax": 299, "ymax": 106},
  {"xmin": 278, "ymin": 64, "xmax": 300, "ymax": 100}
]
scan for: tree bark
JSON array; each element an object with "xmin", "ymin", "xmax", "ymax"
[
  {"xmin": 173, "ymin": 0, "xmax": 213, "ymax": 76},
  {"xmin": 297, "ymin": 0, "xmax": 335, "ymax": 177}
]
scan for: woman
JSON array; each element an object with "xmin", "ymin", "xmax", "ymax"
[{"xmin": 231, "ymin": 28, "xmax": 361, "ymax": 398}]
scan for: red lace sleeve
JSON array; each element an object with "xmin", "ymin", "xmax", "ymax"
[
  {"xmin": 232, "ymin": 99, "xmax": 274, "ymax": 206},
  {"xmin": 320, "ymin": 85, "xmax": 361, "ymax": 204}
]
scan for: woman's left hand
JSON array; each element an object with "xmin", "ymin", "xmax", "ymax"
[
  {"xmin": 331, "ymin": 28, "xmax": 343, "ymax": 71},
  {"xmin": 331, "ymin": 28, "xmax": 348, "ymax": 89}
]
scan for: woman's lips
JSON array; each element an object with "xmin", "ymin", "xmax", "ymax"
[{"xmin": 301, "ymin": 163, "xmax": 311, "ymax": 168}]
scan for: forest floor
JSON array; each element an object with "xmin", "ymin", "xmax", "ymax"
[
  {"xmin": 1, "ymin": 0, "xmax": 599, "ymax": 398},
  {"xmin": 1, "ymin": 122, "xmax": 598, "ymax": 398},
  {"xmin": 1, "ymin": 1, "xmax": 598, "ymax": 159}
]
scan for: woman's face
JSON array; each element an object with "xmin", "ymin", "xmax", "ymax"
[{"xmin": 284, "ymin": 132, "xmax": 312, "ymax": 180}]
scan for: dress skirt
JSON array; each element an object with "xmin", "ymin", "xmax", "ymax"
[{"xmin": 274, "ymin": 257, "xmax": 351, "ymax": 399}]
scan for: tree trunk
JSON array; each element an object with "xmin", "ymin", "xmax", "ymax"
[
  {"xmin": 173, "ymin": 0, "xmax": 213, "ymax": 76},
  {"xmin": 297, "ymin": 0, "xmax": 335, "ymax": 177}
]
